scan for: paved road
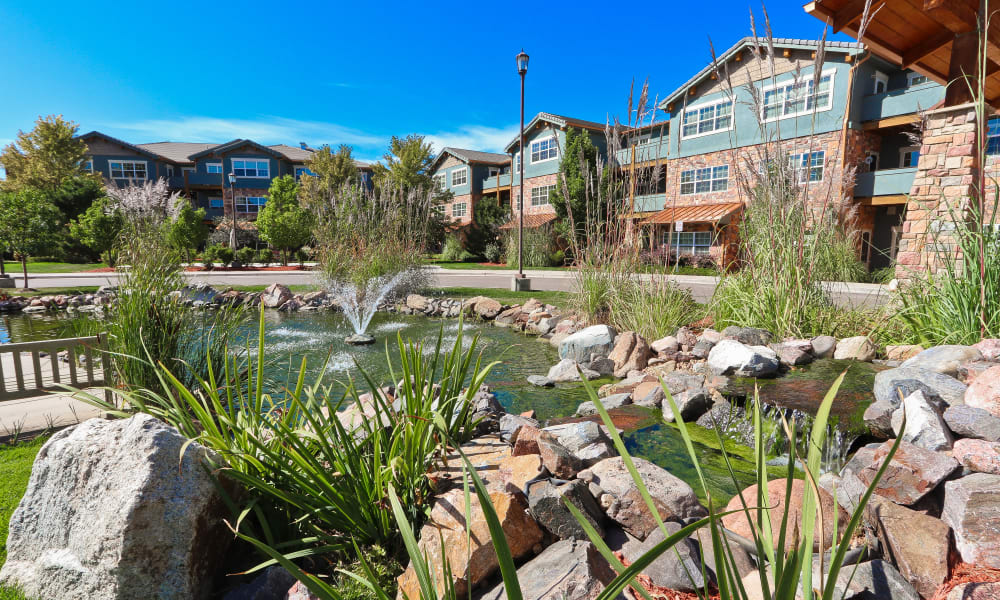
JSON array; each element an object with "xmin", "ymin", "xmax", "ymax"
[{"xmin": 7, "ymin": 267, "xmax": 890, "ymax": 308}]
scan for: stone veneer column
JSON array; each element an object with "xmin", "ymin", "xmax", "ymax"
[{"xmin": 895, "ymin": 103, "xmax": 980, "ymax": 283}]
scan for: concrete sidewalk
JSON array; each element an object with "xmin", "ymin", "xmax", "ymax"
[{"xmin": 0, "ymin": 392, "xmax": 105, "ymax": 440}]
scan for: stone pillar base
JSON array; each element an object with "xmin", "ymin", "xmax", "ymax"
[
  {"xmin": 511, "ymin": 276, "xmax": 532, "ymax": 292},
  {"xmin": 0, "ymin": 276, "xmax": 14, "ymax": 289}
]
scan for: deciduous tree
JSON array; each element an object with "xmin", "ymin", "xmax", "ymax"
[
  {"xmin": 549, "ymin": 127, "xmax": 605, "ymax": 245},
  {"xmin": 0, "ymin": 189, "xmax": 62, "ymax": 288},
  {"xmin": 0, "ymin": 115, "xmax": 93, "ymax": 193},
  {"xmin": 371, "ymin": 134, "xmax": 435, "ymax": 190},
  {"xmin": 69, "ymin": 196, "xmax": 125, "ymax": 266},
  {"xmin": 166, "ymin": 199, "xmax": 209, "ymax": 264},
  {"xmin": 257, "ymin": 175, "xmax": 314, "ymax": 265},
  {"xmin": 300, "ymin": 144, "xmax": 361, "ymax": 213}
]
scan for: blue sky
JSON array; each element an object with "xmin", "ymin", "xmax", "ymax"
[{"xmin": 0, "ymin": 1, "xmax": 850, "ymax": 164}]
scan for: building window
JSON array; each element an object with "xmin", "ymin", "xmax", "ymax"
[
  {"xmin": 294, "ymin": 166, "xmax": 314, "ymax": 180},
  {"xmin": 515, "ymin": 154, "xmax": 521, "ymax": 173},
  {"xmin": 874, "ymin": 71, "xmax": 888, "ymax": 95},
  {"xmin": 451, "ymin": 167, "xmax": 468, "ymax": 186},
  {"xmin": 661, "ymin": 231, "xmax": 712, "ymax": 255},
  {"xmin": 182, "ymin": 167, "xmax": 195, "ymax": 174},
  {"xmin": 900, "ymin": 146, "xmax": 920, "ymax": 168},
  {"xmin": 235, "ymin": 196, "xmax": 267, "ymax": 213},
  {"xmin": 488, "ymin": 166, "xmax": 500, "ymax": 177},
  {"xmin": 232, "ymin": 159, "xmax": 270, "ymax": 178},
  {"xmin": 209, "ymin": 197, "xmax": 224, "ymax": 209},
  {"xmin": 988, "ymin": 117, "xmax": 1000, "ymax": 155},
  {"xmin": 452, "ymin": 202, "xmax": 467, "ymax": 218},
  {"xmin": 530, "ymin": 137, "xmax": 558, "ymax": 163},
  {"xmin": 680, "ymin": 165, "xmax": 729, "ymax": 195},
  {"xmin": 762, "ymin": 71, "xmax": 834, "ymax": 121},
  {"xmin": 206, "ymin": 162, "xmax": 223, "ymax": 174},
  {"xmin": 907, "ymin": 72, "xmax": 929, "ymax": 87},
  {"xmin": 164, "ymin": 165, "xmax": 175, "ymax": 177},
  {"xmin": 864, "ymin": 151, "xmax": 880, "ymax": 172},
  {"xmin": 531, "ymin": 184, "xmax": 556, "ymax": 206},
  {"xmin": 681, "ymin": 99, "xmax": 733, "ymax": 139},
  {"xmin": 81, "ymin": 160, "xmax": 93, "ymax": 172},
  {"xmin": 433, "ymin": 174, "xmax": 445, "ymax": 191},
  {"xmin": 109, "ymin": 160, "xmax": 147, "ymax": 180},
  {"xmin": 789, "ymin": 151, "xmax": 825, "ymax": 183}
]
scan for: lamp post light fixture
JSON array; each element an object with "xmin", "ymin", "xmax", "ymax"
[
  {"xmin": 513, "ymin": 49, "xmax": 530, "ymax": 292},
  {"xmin": 227, "ymin": 172, "xmax": 238, "ymax": 253}
]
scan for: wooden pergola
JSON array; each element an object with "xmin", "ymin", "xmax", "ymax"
[{"xmin": 805, "ymin": 0, "xmax": 999, "ymax": 106}]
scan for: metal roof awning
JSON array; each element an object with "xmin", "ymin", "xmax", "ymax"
[
  {"xmin": 640, "ymin": 202, "xmax": 742, "ymax": 225},
  {"xmin": 498, "ymin": 213, "xmax": 558, "ymax": 230}
]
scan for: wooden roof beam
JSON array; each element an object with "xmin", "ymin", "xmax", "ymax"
[
  {"xmin": 901, "ymin": 29, "xmax": 955, "ymax": 68},
  {"xmin": 832, "ymin": 0, "xmax": 873, "ymax": 33},
  {"xmin": 923, "ymin": 0, "xmax": 978, "ymax": 34}
]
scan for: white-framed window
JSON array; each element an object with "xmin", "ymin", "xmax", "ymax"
[
  {"xmin": 488, "ymin": 166, "xmax": 500, "ymax": 177},
  {"xmin": 431, "ymin": 204, "xmax": 445, "ymax": 216},
  {"xmin": 681, "ymin": 98, "xmax": 734, "ymax": 139},
  {"xmin": 680, "ymin": 165, "xmax": 729, "ymax": 195},
  {"xmin": 81, "ymin": 159, "xmax": 93, "ymax": 172},
  {"xmin": 530, "ymin": 184, "xmax": 556, "ymax": 206},
  {"xmin": 235, "ymin": 195, "xmax": 267, "ymax": 213},
  {"xmin": 789, "ymin": 151, "xmax": 825, "ymax": 183},
  {"xmin": 874, "ymin": 71, "xmax": 888, "ymax": 95},
  {"xmin": 530, "ymin": 137, "xmax": 558, "ymax": 163},
  {"xmin": 515, "ymin": 154, "xmax": 521, "ymax": 173},
  {"xmin": 109, "ymin": 160, "xmax": 147, "ymax": 180},
  {"xmin": 206, "ymin": 162, "xmax": 223, "ymax": 174},
  {"xmin": 762, "ymin": 70, "xmax": 834, "ymax": 121},
  {"xmin": 900, "ymin": 146, "xmax": 920, "ymax": 168},
  {"xmin": 232, "ymin": 158, "xmax": 270, "ymax": 178},
  {"xmin": 209, "ymin": 197, "xmax": 224, "ymax": 209},
  {"xmin": 661, "ymin": 231, "xmax": 713, "ymax": 255},
  {"xmin": 433, "ymin": 174, "xmax": 446, "ymax": 191},
  {"xmin": 450, "ymin": 167, "xmax": 468, "ymax": 187},
  {"xmin": 294, "ymin": 166, "xmax": 314, "ymax": 180},
  {"xmin": 164, "ymin": 165, "xmax": 175, "ymax": 177},
  {"xmin": 907, "ymin": 72, "xmax": 929, "ymax": 87},
  {"xmin": 988, "ymin": 117, "xmax": 1000, "ymax": 155},
  {"xmin": 452, "ymin": 202, "xmax": 467, "ymax": 218},
  {"xmin": 864, "ymin": 151, "xmax": 880, "ymax": 172}
]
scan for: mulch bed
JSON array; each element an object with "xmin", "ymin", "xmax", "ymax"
[{"xmin": 932, "ymin": 563, "xmax": 1000, "ymax": 600}]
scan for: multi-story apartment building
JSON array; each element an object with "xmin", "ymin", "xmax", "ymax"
[
  {"xmin": 76, "ymin": 131, "xmax": 372, "ymax": 222},
  {"xmin": 429, "ymin": 148, "xmax": 511, "ymax": 225},
  {"xmin": 617, "ymin": 37, "xmax": 945, "ymax": 270}
]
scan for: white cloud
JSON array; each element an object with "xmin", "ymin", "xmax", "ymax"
[
  {"xmin": 104, "ymin": 116, "xmax": 383, "ymax": 148},
  {"xmin": 421, "ymin": 124, "xmax": 520, "ymax": 155}
]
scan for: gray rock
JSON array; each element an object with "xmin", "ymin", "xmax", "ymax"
[
  {"xmin": 587, "ymin": 356, "xmax": 616, "ymax": 376},
  {"xmin": 811, "ymin": 335, "xmax": 837, "ymax": 358},
  {"xmin": 771, "ymin": 342, "xmax": 814, "ymax": 366},
  {"xmin": 691, "ymin": 338, "xmax": 715, "ymax": 359},
  {"xmin": 874, "ymin": 367, "xmax": 967, "ymax": 409},
  {"xmin": 662, "ymin": 388, "xmax": 712, "ymax": 423},
  {"xmin": 722, "ymin": 326, "xmax": 773, "ymax": 346},
  {"xmin": 902, "ymin": 345, "xmax": 984, "ymax": 377},
  {"xmin": 834, "ymin": 336, "xmax": 877, "ymax": 361},
  {"xmin": 863, "ymin": 398, "xmax": 900, "ymax": 438},
  {"xmin": 651, "ymin": 335, "xmax": 679, "ymax": 354},
  {"xmin": 820, "ymin": 559, "xmax": 920, "ymax": 600},
  {"xmin": 547, "ymin": 359, "xmax": 600, "ymax": 382},
  {"xmin": 943, "ymin": 473, "xmax": 1000, "ymax": 568},
  {"xmin": 475, "ymin": 539, "xmax": 616, "ymax": 600},
  {"xmin": 527, "ymin": 479, "xmax": 605, "ymax": 540},
  {"xmin": 891, "ymin": 390, "xmax": 954, "ymax": 451},
  {"xmin": 543, "ymin": 421, "xmax": 607, "ymax": 454},
  {"xmin": 0, "ymin": 414, "xmax": 236, "ymax": 600},
  {"xmin": 527, "ymin": 374, "xmax": 554, "ymax": 387},
  {"xmin": 262, "ymin": 283, "xmax": 293, "ymax": 308},
  {"xmin": 576, "ymin": 392, "xmax": 631, "ymax": 416},
  {"xmin": 857, "ymin": 440, "xmax": 960, "ymax": 506},
  {"xmin": 223, "ymin": 566, "xmax": 296, "ymax": 600},
  {"xmin": 575, "ymin": 442, "xmax": 616, "ymax": 464},
  {"xmin": 838, "ymin": 444, "xmax": 883, "ymax": 513},
  {"xmin": 588, "ymin": 457, "xmax": 707, "ymax": 540},
  {"xmin": 707, "ymin": 340, "xmax": 780, "ymax": 378},
  {"xmin": 944, "ymin": 404, "xmax": 1000, "ymax": 442},
  {"xmin": 499, "ymin": 414, "xmax": 540, "ymax": 442},
  {"xmin": 559, "ymin": 325, "xmax": 616, "ymax": 363},
  {"xmin": 614, "ymin": 522, "xmax": 706, "ymax": 591},
  {"xmin": 692, "ymin": 527, "xmax": 757, "ymax": 579}
]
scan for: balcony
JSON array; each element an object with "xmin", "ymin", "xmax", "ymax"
[
  {"xmin": 860, "ymin": 82, "xmax": 944, "ymax": 123},
  {"xmin": 482, "ymin": 172, "xmax": 512, "ymax": 191},
  {"xmin": 615, "ymin": 143, "xmax": 669, "ymax": 166},
  {"xmin": 854, "ymin": 167, "xmax": 917, "ymax": 198},
  {"xmin": 631, "ymin": 193, "xmax": 664, "ymax": 213}
]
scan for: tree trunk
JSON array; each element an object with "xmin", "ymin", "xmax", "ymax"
[{"xmin": 21, "ymin": 256, "xmax": 28, "ymax": 290}]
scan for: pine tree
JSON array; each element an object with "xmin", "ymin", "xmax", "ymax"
[
  {"xmin": 549, "ymin": 127, "xmax": 602, "ymax": 245},
  {"xmin": 371, "ymin": 134, "xmax": 435, "ymax": 189}
]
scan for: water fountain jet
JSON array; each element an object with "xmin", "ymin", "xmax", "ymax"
[{"xmin": 327, "ymin": 270, "xmax": 417, "ymax": 345}]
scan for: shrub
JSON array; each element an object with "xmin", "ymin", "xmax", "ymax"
[
  {"xmin": 235, "ymin": 246, "xmax": 257, "ymax": 265},
  {"xmin": 483, "ymin": 243, "xmax": 501, "ymax": 264},
  {"xmin": 440, "ymin": 235, "xmax": 472, "ymax": 262},
  {"xmin": 255, "ymin": 248, "xmax": 273, "ymax": 266},
  {"xmin": 608, "ymin": 278, "xmax": 703, "ymax": 341},
  {"xmin": 503, "ymin": 228, "xmax": 557, "ymax": 268},
  {"xmin": 214, "ymin": 246, "xmax": 234, "ymax": 265}
]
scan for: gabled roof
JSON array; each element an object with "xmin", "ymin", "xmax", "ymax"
[
  {"xmin": 76, "ymin": 131, "xmax": 170, "ymax": 162},
  {"xmin": 136, "ymin": 142, "xmax": 217, "ymax": 163},
  {"xmin": 431, "ymin": 147, "xmax": 511, "ymax": 171},
  {"xmin": 269, "ymin": 144, "xmax": 314, "ymax": 162},
  {"xmin": 503, "ymin": 112, "xmax": 608, "ymax": 152},
  {"xmin": 658, "ymin": 37, "xmax": 866, "ymax": 110},
  {"xmin": 188, "ymin": 138, "xmax": 287, "ymax": 160}
]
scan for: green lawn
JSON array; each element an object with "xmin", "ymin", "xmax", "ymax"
[
  {"xmin": 3, "ymin": 262, "xmax": 106, "ymax": 274},
  {"xmin": 429, "ymin": 260, "xmax": 569, "ymax": 272},
  {"xmin": 430, "ymin": 287, "xmax": 573, "ymax": 307},
  {"xmin": 0, "ymin": 437, "xmax": 46, "ymax": 567},
  {"xmin": 9, "ymin": 286, "xmax": 99, "ymax": 297}
]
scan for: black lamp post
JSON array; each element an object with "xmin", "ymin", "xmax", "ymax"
[
  {"xmin": 227, "ymin": 172, "xmax": 238, "ymax": 251},
  {"xmin": 516, "ymin": 49, "xmax": 529, "ymax": 281}
]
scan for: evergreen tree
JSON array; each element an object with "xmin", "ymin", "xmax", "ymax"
[
  {"xmin": 257, "ymin": 175, "xmax": 314, "ymax": 265},
  {"xmin": 549, "ymin": 127, "xmax": 602, "ymax": 244},
  {"xmin": 465, "ymin": 196, "xmax": 510, "ymax": 256},
  {"xmin": 371, "ymin": 134, "xmax": 435, "ymax": 189},
  {"xmin": 0, "ymin": 189, "xmax": 62, "ymax": 288},
  {"xmin": 1, "ymin": 115, "xmax": 93, "ymax": 193}
]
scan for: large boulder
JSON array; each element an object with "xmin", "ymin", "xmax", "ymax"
[
  {"xmin": 613, "ymin": 521, "xmax": 707, "ymax": 592},
  {"xmin": 721, "ymin": 326, "xmax": 773, "ymax": 346},
  {"xmin": 722, "ymin": 479, "xmax": 847, "ymax": 552},
  {"xmin": 874, "ymin": 367, "xmax": 968, "ymax": 409},
  {"xmin": 942, "ymin": 473, "xmax": 1000, "ymax": 568},
  {"xmin": 262, "ymin": 283, "xmax": 293, "ymax": 308},
  {"xmin": 833, "ymin": 336, "xmax": 877, "ymax": 361},
  {"xmin": 559, "ymin": 325, "xmax": 616, "ymax": 363},
  {"xmin": 891, "ymin": 390, "xmax": 954, "ymax": 451},
  {"xmin": 475, "ymin": 539, "xmax": 616, "ymax": 600},
  {"xmin": 586, "ymin": 457, "xmax": 706, "ymax": 540},
  {"xmin": 811, "ymin": 335, "xmax": 837, "ymax": 358},
  {"xmin": 543, "ymin": 421, "xmax": 616, "ymax": 466},
  {"xmin": 526, "ymin": 479, "xmax": 605, "ymax": 541},
  {"xmin": 659, "ymin": 373, "xmax": 712, "ymax": 422},
  {"xmin": 707, "ymin": 340, "xmax": 780, "ymax": 378},
  {"xmin": 865, "ymin": 498, "xmax": 951, "ymax": 598},
  {"xmin": 0, "ymin": 414, "xmax": 236, "ymax": 600},
  {"xmin": 464, "ymin": 296, "xmax": 503, "ymax": 320},
  {"xmin": 607, "ymin": 331, "xmax": 652, "ymax": 378},
  {"xmin": 943, "ymin": 404, "xmax": 1000, "ymax": 442},
  {"xmin": 901, "ymin": 345, "xmax": 984, "ymax": 377},
  {"xmin": 547, "ymin": 359, "xmax": 600, "ymax": 382},
  {"xmin": 964, "ymin": 365, "xmax": 1000, "ymax": 417},
  {"xmin": 395, "ymin": 487, "xmax": 543, "ymax": 599},
  {"xmin": 857, "ymin": 441, "xmax": 960, "ymax": 506}
]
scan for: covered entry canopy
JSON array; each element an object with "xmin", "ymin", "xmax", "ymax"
[
  {"xmin": 498, "ymin": 213, "xmax": 558, "ymax": 230},
  {"xmin": 640, "ymin": 202, "xmax": 742, "ymax": 225},
  {"xmin": 805, "ymin": 0, "xmax": 1000, "ymax": 107}
]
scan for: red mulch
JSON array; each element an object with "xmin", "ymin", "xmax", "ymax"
[
  {"xmin": 613, "ymin": 551, "xmax": 720, "ymax": 600},
  {"xmin": 932, "ymin": 563, "xmax": 1000, "ymax": 600},
  {"xmin": 85, "ymin": 267, "xmax": 116, "ymax": 273}
]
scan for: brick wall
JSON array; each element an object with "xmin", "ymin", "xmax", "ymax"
[
  {"xmin": 442, "ymin": 193, "xmax": 475, "ymax": 226},
  {"xmin": 222, "ymin": 187, "xmax": 269, "ymax": 219},
  {"xmin": 510, "ymin": 173, "xmax": 559, "ymax": 216},
  {"xmin": 895, "ymin": 104, "xmax": 979, "ymax": 281}
]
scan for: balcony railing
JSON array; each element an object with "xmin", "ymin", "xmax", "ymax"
[
  {"xmin": 482, "ymin": 172, "xmax": 512, "ymax": 191},
  {"xmin": 615, "ymin": 143, "xmax": 669, "ymax": 165},
  {"xmin": 860, "ymin": 82, "xmax": 945, "ymax": 123},
  {"xmin": 631, "ymin": 193, "xmax": 665, "ymax": 213},
  {"xmin": 854, "ymin": 167, "xmax": 917, "ymax": 197}
]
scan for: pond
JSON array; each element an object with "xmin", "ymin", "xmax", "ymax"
[{"xmin": 0, "ymin": 309, "xmax": 879, "ymax": 507}]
